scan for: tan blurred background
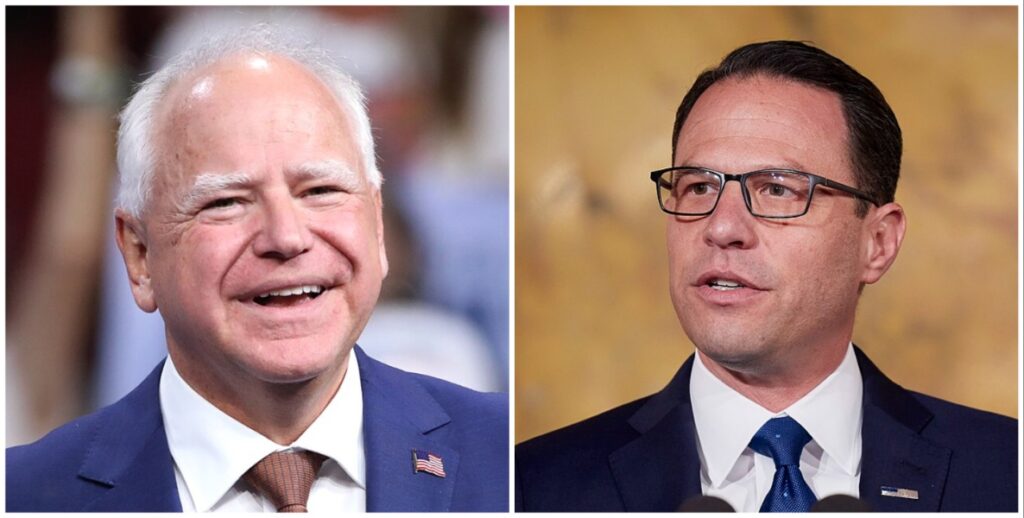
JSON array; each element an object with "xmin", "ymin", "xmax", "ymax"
[{"xmin": 515, "ymin": 6, "xmax": 1018, "ymax": 442}]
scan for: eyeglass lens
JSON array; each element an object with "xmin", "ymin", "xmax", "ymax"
[{"xmin": 658, "ymin": 169, "xmax": 813, "ymax": 217}]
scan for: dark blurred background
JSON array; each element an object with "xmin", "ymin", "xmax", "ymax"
[{"xmin": 7, "ymin": 5, "xmax": 509, "ymax": 445}]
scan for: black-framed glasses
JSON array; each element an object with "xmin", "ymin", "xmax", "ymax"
[{"xmin": 650, "ymin": 166, "xmax": 879, "ymax": 219}]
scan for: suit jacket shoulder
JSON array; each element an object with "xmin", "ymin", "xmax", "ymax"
[
  {"xmin": 516, "ymin": 356, "xmax": 702, "ymax": 512},
  {"xmin": 6, "ymin": 364, "xmax": 180, "ymax": 512},
  {"xmin": 381, "ymin": 357, "xmax": 508, "ymax": 427},
  {"xmin": 357, "ymin": 347, "xmax": 508, "ymax": 463},
  {"xmin": 7, "ymin": 405, "xmax": 134, "ymax": 512},
  {"xmin": 516, "ymin": 396, "xmax": 650, "ymax": 511},
  {"xmin": 354, "ymin": 347, "xmax": 509, "ymax": 512},
  {"xmin": 911, "ymin": 388, "xmax": 1017, "ymax": 456},
  {"xmin": 854, "ymin": 347, "xmax": 1018, "ymax": 512},
  {"xmin": 915, "ymin": 389, "xmax": 1018, "ymax": 511}
]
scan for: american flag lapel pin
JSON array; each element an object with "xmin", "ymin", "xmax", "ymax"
[
  {"xmin": 412, "ymin": 449, "xmax": 446, "ymax": 478},
  {"xmin": 880, "ymin": 486, "xmax": 919, "ymax": 500}
]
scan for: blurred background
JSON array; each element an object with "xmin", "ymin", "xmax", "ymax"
[
  {"xmin": 516, "ymin": 6, "xmax": 1018, "ymax": 441},
  {"xmin": 6, "ymin": 5, "xmax": 509, "ymax": 446}
]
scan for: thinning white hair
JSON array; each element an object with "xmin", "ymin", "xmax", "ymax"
[{"xmin": 115, "ymin": 23, "xmax": 381, "ymax": 218}]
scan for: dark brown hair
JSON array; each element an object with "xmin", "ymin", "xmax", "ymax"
[{"xmin": 672, "ymin": 40, "xmax": 901, "ymax": 215}]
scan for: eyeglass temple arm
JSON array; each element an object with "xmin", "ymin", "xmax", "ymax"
[
  {"xmin": 650, "ymin": 171, "xmax": 673, "ymax": 190},
  {"xmin": 819, "ymin": 178, "xmax": 880, "ymax": 206}
]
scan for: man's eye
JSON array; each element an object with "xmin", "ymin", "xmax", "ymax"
[
  {"xmin": 763, "ymin": 184, "xmax": 793, "ymax": 197},
  {"xmin": 305, "ymin": 185, "xmax": 342, "ymax": 197},
  {"xmin": 202, "ymin": 197, "xmax": 241, "ymax": 210},
  {"xmin": 683, "ymin": 182, "xmax": 714, "ymax": 196}
]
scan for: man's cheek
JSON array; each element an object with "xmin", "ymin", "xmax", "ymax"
[{"xmin": 177, "ymin": 238, "xmax": 234, "ymax": 286}]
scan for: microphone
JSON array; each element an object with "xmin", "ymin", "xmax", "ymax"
[
  {"xmin": 678, "ymin": 495, "xmax": 735, "ymax": 512},
  {"xmin": 811, "ymin": 494, "xmax": 872, "ymax": 512}
]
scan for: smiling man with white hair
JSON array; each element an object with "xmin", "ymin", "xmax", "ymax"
[{"xmin": 7, "ymin": 25, "xmax": 508, "ymax": 512}]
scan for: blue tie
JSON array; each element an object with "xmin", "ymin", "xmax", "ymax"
[{"xmin": 749, "ymin": 416, "xmax": 817, "ymax": 512}]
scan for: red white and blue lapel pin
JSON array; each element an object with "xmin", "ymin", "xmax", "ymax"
[
  {"xmin": 880, "ymin": 486, "xmax": 919, "ymax": 500},
  {"xmin": 412, "ymin": 449, "xmax": 446, "ymax": 478}
]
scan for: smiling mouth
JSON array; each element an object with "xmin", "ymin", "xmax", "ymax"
[
  {"xmin": 252, "ymin": 285, "xmax": 327, "ymax": 307},
  {"xmin": 707, "ymin": 278, "xmax": 748, "ymax": 291}
]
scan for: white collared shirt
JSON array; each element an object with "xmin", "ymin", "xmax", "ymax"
[
  {"xmin": 690, "ymin": 343, "xmax": 863, "ymax": 512},
  {"xmin": 159, "ymin": 349, "xmax": 367, "ymax": 512}
]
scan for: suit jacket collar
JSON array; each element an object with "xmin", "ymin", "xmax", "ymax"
[
  {"xmin": 609, "ymin": 355, "xmax": 702, "ymax": 511},
  {"xmin": 609, "ymin": 346, "xmax": 952, "ymax": 512},
  {"xmin": 355, "ymin": 346, "xmax": 461, "ymax": 512},
  {"xmin": 855, "ymin": 346, "xmax": 950, "ymax": 511},
  {"xmin": 77, "ymin": 361, "xmax": 182, "ymax": 512},
  {"xmin": 75, "ymin": 347, "xmax": 462, "ymax": 512}
]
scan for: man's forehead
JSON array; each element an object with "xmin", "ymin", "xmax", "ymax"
[
  {"xmin": 685, "ymin": 76, "xmax": 845, "ymax": 137},
  {"xmin": 161, "ymin": 52, "xmax": 342, "ymax": 122},
  {"xmin": 675, "ymin": 76, "xmax": 849, "ymax": 173},
  {"xmin": 153, "ymin": 52, "xmax": 359, "ymax": 175}
]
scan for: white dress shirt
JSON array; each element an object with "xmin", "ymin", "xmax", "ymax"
[
  {"xmin": 160, "ymin": 349, "xmax": 367, "ymax": 512},
  {"xmin": 690, "ymin": 344, "xmax": 863, "ymax": 512}
]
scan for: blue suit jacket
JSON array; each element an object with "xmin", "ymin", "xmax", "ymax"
[
  {"xmin": 516, "ymin": 346, "xmax": 1018, "ymax": 512},
  {"xmin": 7, "ymin": 346, "xmax": 508, "ymax": 512}
]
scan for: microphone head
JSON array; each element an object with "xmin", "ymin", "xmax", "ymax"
[
  {"xmin": 811, "ymin": 494, "xmax": 872, "ymax": 512},
  {"xmin": 678, "ymin": 495, "xmax": 735, "ymax": 512}
]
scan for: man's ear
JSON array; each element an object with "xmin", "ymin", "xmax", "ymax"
[
  {"xmin": 374, "ymin": 190, "xmax": 389, "ymax": 278},
  {"xmin": 860, "ymin": 202, "xmax": 906, "ymax": 285},
  {"xmin": 115, "ymin": 210, "xmax": 158, "ymax": 312}
]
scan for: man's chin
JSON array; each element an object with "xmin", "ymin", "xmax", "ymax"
[
  {"xmin": 242, "ymin": 345, "xmax": 351, "ymax": 386},
  {"xmin": 252, "ymin": 366, "xmax": 323, "ymax": 385},
  {"xmin": 688, "ymin": 331, "xmax": 775, "ymax": 372}
]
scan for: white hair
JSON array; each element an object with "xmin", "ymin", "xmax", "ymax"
[{"xmin": 115, "ymin": 23, "xmax": 381, "ymax": 218}]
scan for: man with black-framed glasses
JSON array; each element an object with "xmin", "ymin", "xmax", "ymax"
[{"xmin": 516, "ymin": 40, "xmax": 1016, "ymax": 513}]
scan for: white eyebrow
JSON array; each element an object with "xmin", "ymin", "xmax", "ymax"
[
  {"xmin": 179, "ymin": 172, "xmax": 253, "ymax": 211},
  {"xmin": 292, "ymin": 160, "xmax": 364, "ymax": 191}
]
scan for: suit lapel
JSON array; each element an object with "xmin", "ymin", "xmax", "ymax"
[
  {"xmin": 356, "ymin": 347, "xmax": 460, "ymax": 512},
  {"xmin": 855, "ymin": 347, "xmax": 951, "ymax": 511},
  {"xmin": 607, "ymin": 347, "xmax": 953, "ymax": 511},
  {"xmin": 609, "ymin": 355, "xmax": 702, "ymax": 512},
  {"xmin": 77, "ymin": 362, "xmax": 182, "ymax": 512}
]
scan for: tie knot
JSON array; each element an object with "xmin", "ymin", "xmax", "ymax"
[
  {"xmin": 243, "ymin": 450, "xmax": 326, "ymax": 513},
  {"xmin": 749, "ymin": 416, "xmax": 811, "ymax": 467}
]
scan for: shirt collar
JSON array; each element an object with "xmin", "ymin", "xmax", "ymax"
[
  {"xmin": 293, "ymin": 351, "xmax": 365, "ymax": 490},
  {"xmin": 690, "ymin": 343, "xmax": 862, "ymax": 487},
  {"xmin": 690, "ymin": 350, "xmax": 774, "ymax": 487},
  {"xmin": 784, "ymin": 344, "xmax": 862, "ymax": 476},
  {"xmin": 160, "ymin": 349, "xmax": 365, "ymax": 512}
]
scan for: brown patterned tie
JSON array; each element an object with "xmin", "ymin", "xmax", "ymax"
[{"xmin": 243, "ymin": 450, "xmax": 327, "ymax": 512}]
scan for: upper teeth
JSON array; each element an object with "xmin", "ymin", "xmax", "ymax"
[
  {"xmin": 258, "ymin": 285, "xmax": 324, "ymax": 298},
  {"xmin": 710, "ymin": 279, "xmax": 743, "ymax": 288}
]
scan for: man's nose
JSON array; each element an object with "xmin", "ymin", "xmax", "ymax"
[
  {"xmin": 252, "ymin": 194, "xmax": 313, "ymax": 259},
  {"xmin": 702, "ymin": 182, "xmax": 757, "ymax": 249}
]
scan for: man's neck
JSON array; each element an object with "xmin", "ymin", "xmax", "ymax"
[{"xmin": 697, "ymin": 342, "xmax": 849, "ymax": 413}]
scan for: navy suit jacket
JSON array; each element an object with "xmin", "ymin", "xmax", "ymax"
[
  {"xmin": 7, "ymin": 346, "xmax": 508, "ymax": 512},
  {"xmin": 516, "ymin": 346, "xmax": 1018, "ymax": 512}
]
